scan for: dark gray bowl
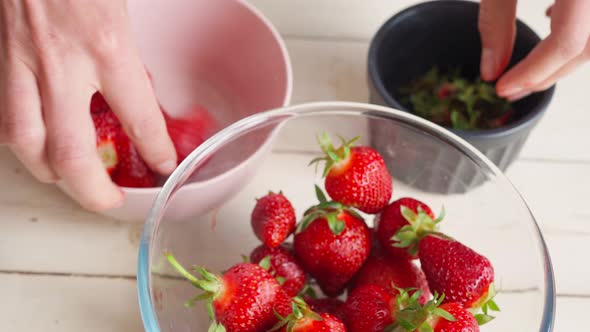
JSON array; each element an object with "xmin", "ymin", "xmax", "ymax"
[{"xmin": 368, "ymin": 0, "xmax": 555, "ymax": 193}]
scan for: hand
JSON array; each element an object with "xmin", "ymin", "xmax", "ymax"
[
  {"xmin": 478, "ymin": 0, "xmax": 590, "ymax": 100},
  {"xmin": 0, "ymin": 0, "xmax": 177, "ymax": 211}
]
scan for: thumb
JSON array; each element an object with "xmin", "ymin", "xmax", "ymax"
[{"xmin": 478, "ymin": 0, "xmax": 518, "ymax": 81}]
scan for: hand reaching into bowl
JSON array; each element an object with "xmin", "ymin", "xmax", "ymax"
[
  {"xmin": 479, "ymin": 0, "xmax": 590, "ymax": 100},
  {"xmin": 0, "ymin": 0, "xmax": 177, "ymax": 211}
]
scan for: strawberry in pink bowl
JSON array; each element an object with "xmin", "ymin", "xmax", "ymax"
[{"xmin": 59, "ymin": 0, "xmax": 293, "ymax": 222}]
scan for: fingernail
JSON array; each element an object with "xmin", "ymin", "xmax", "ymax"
[
  {"xmin": 157, "ymin": 160, "xmax": 177, "ymax": 174},
  {"xmin": 480, "ymin": 48, "xmax": 496, "ymax": 81},
  {"xmin": 508, "ymin": 91, "xmax": 531, "ymax": 102}
]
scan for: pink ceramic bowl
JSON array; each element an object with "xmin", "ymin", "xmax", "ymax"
[{"xmin": 98, "ymin": 0, "xmax": 291, "ymax": 222}]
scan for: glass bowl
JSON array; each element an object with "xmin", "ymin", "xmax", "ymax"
[{"xmin": 137, "ymin": 102, "xmax": 555, "ymax": 331}]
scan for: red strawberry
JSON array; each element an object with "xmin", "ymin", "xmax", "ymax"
[
  {"xmin": 343, "ymin": 284, "xmax": 395, "ymax": 332},
  {"xmin": 90, "ymin": 92, "xmax": 110, "ymax": 114},
  {"xmin": 311, "ymin": 133, "xmax": 392, "ymax": 214},
  {"xmin": 419, "ymin": 235, "xmax": 498, "ymax": 321},
  {"xmin": 350, "ymin": 254, "xmax": 431, "ymax": 304},
  {"xmin": 391, "ymin": 294, "xmax": 481, "ymax": 331},
  {"xmin": 250, "ymin": 244, "xmax": 306, "ymax": 296},
  {"xmin": 165, "ymin": 253, "xmax": 292, "ymax": 332},
  {"xmin": 436, "ymin": 82, "xmax": 456, "ymax": 100},
  {"xmin": 91, "ymin": 109, "xmax": 121, "ymax": 175},
  {"xmin": 251, "ymin": 192, "xmax": 297, "ymax": 248},
  {"xmin": 274, "ymin": 298, "xmax": 346, "ymax": 332},
  {"xmin": 111, "ymin": 135, "xmax": 156, "ymax": 188},
  {"xmin": 303, "ymin": 297, "xmax": 345, "ymax": 322},
  {"xmin": 375, "ymin": 197, "xmax": 441, "ymax": 260},
  {"xmin": 164, "ymin": 105, "xmax": 218, "ymax": 163},
  {"xmin": 429, "ymin": 302, "xmax": 480, "ymax": 332},
  {"xmin": 294, "ymin": 191, "xmax": 371, "ymax": 296}
]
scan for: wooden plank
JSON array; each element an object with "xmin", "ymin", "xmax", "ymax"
[
  {"xmin": 0, "ymin": 272, "xmax": 583, "ymax": 331},
  {"xmin": 0, "ymin": 273, "xmax": 142, "ymax": 332},
  {"xmin": 0, "ymin": 149, "xmax": 588, "ymax": 295}
]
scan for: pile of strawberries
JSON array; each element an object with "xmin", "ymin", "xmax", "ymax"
[
  {"xmin": 91, "ymin": 87, "xmax": 218, "ymax": 188},
  {"xmin": 167, "ymin": 133, "xmax": 499, "ymax": 332}
]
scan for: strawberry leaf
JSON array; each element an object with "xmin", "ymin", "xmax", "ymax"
[
  {"xmin": 315, "ymin": 185, "xmax": 328, "ymax": 203},
  {"xmin": 474, "ymin": 313, "xmax": 495, "ymax": 326},
  {"xmin": 299, "ymin": 284, "xmax": 317, "ymax": 298},
  {"xmin": 432, "ymin": 308, "xmax": 455, "ymax": 322},
  {"xmin": 418, "ymin": 325, "xmax": 433, "ymax": 332},
  {"xmin": 208, "ymin": 322, "xmax": 226, "ymax": 332},
  {"xmin": 433, "ymin": 206, "xmax": 446, "ymax": 224},
  {"xmin": 488, "ymin": 299, "xmax": 500, "ymax": 312},
  {"xmin": 400, "ymin": 206, "xmax": 418, "ymax": 223},
  {"xmin": 276, "ymin": 277, "xmax": 286, "ymax": 285},
  {"xmin": 206, "ymin": 302, "xmax": 215, "ymax": 321},
  {"xmin": 258, "ymin": 256, "xmax": 272, "ymax": 271},
  {"xmin": 327, "ymin": 214, "xmax": 345, "ymax": 235}
]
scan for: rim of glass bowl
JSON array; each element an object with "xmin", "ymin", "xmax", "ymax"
[{"xmin": 137, "ymin": 101, "xmax": 555, "ymax": 332}]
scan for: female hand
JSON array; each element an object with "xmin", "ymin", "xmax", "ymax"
[
  {"xmin": 479, "ymin": 0, "xmax": 590, "ymax": 100},
  {"xmin": 0, "ymin": 0, "xmax": 176, "ymax": 211}
]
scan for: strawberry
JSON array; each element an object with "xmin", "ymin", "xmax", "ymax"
[
  {"xmin": 165, "ymin": 253, "xmax": 292, "ymax": 332},
  {"xmin": 303, "ymin": 297, "xmax": 345, "ymax": 322},
  {"xmin": 350, "ymin": 254, "xmax": 431, "ymax": 304},
  {"xmin": 273, "ymin": 297, "xmax": 346, "ymax": 332},
  {"xmin": 164, "ymin": 105, "xmax": 218, "ymax": 163},
  {"xmin": 250, "ymin": 244, "xmax": 306, "ymax": 297},
  {"xmin": 111, "ymin": 134, "xmax": 157, "ymax": 188},
  {"xmin": 418, "ymin": 235, "xmax": 499, "ymax": 323},
  {"xmin": 391, "ymin": 293, "xmax": 480, "ymax": 331},
  {"xmin": 343, "ymin": 284, "xmax": 395, "ymax": 332},
  {"xmin": 251, "ymin": 192, "xmax": 297, "ymax": 248},
  {"xmin": 310, "ymin": 133, "xmax": 392, "ymax": 214},
  {"xmin": 375, "ymin": 197, "xmax": 441, "ymax": 260},
  {"xmin": 428, "ymin": 302, "xmax": 480, "ymax": 332},
  {"xmin": 294, "ymin": 188, "xmax": 371, "ymax": 296},
  {"xmin": 91, "ymin": 108, "xmax": 122, "ymax": 175},
  {"xmin": 90, "ymin": 92, "xmax": 110, "ymax": 114}
]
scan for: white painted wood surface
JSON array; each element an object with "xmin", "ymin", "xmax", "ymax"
[{"xmin": 0, "ymin": 0, "xmax": 588, "ymax": 331}]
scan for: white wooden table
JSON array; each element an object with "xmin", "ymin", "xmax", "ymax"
[{"xmin": 0, "ymin": 1, "xmax": 588, "ymax": 331}]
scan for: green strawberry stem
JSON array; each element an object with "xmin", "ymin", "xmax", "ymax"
[
  {"xmin": 296, "ymin": 186, "xmax": 363, "ymax": 236},
  {"xmin": 392, "ymin": 205, "xmax": 449, "ymax": 256},
  {"xmin": 164, "ymin": 252, "xmax": 226, "ymax": 331},
  {"xmin": 270, "ymin": 297, "xmax": 324, "ymax": 332},
  {"xmin": 387, "ymin": 291, "xmax": 455, "ymax": 332},
  {"xmin": 308, "ymin": 132, "xmax": 360, "ymax": 177}
]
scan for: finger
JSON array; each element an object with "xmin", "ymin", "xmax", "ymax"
[
  {"xmin": 497, "ymin": 0, "xmax": 590, "ymax": 97},
  {"xmin": 98, "ymin": 52, "xmax": 176, "ymax": 175},
  {"xmin": 1, "ymin": 60, "xmax": 58, "ymax": 182},
  {"xmin": 41, "ymin": 70, "xmax": 123, "ymax": 211},
  {"xmin": 478, "ymin": 0, "xmax": 518, "ymax": 81},
  {"xmin": 537, "ymin": 39, "xmax": 590, "ymax": 90}
]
